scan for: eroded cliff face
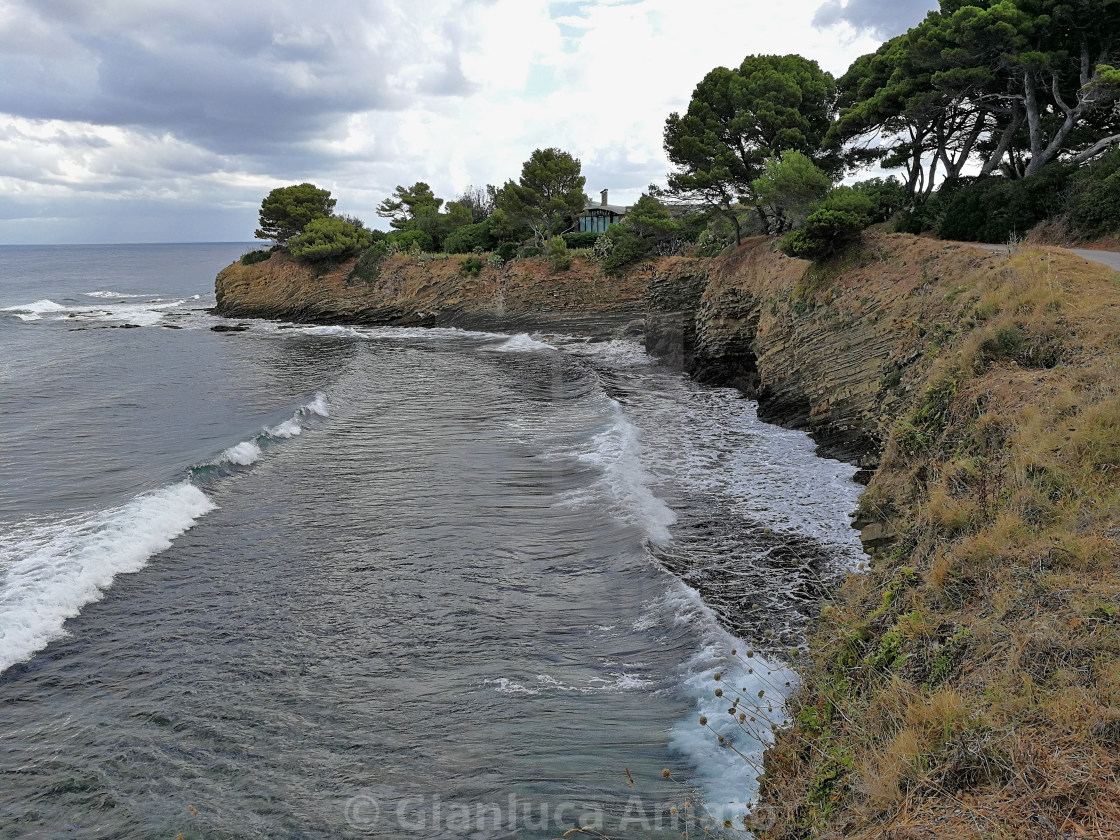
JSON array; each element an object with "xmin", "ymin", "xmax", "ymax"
[
  {"xmin": 216, "ymin": 250, "xmax": 660, "ymax": 339},
  {"xmin": 645, "ymin": 232, "xmax": 1003, "ymax": 471}
]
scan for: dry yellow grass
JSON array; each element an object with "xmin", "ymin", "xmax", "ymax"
[{"xmin": 758, "ymin": 240, "xmax": 1120, "ymax": 840}]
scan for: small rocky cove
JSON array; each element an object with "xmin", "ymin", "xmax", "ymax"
[{"xmin": 214, "ymin": 234, "xmax": 1120, "ymax": 838}]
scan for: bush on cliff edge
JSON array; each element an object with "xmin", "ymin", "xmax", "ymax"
[
  {"xmin": 779, "ymin": 187, "xmax": 872, "ymax": 260},
  {"xmin": 288, "ymin": 217, "xmax": 373, "ymax": 263}
]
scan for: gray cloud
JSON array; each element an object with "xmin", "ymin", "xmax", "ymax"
[
  {"xmin": 813, "ymin": 0, "xmax": 936, "ymax": 38},
  {"xmin": 0, "ymin": 0, "xmax": 473, "ymax": 162}
]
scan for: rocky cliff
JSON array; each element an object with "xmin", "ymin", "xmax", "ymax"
[
  {"xmin": 216, "ymin": 250, "xmax": 659, "ymax": 339},
  {"xmin": 644, "ymin": 233, "xmax": 1006, "ymax": 471}
]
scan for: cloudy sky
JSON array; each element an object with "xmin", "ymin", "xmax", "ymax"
[{"xmin": 0, "ymin": 0, "xmax": 936, "ymax": 244}]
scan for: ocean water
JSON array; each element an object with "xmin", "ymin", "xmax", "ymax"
[{"xmin": 0, "ymin": 244, "xmax": 865, "ymax": 839}]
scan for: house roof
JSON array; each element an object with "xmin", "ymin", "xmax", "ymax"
[{"xmin": 582, "ymin": 200, "xmax": 630, "ymax": 214}]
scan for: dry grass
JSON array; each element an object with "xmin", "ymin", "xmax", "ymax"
[{"xmin": 758, "ymin": 239, "xmax": 1120, "ymax": 840}]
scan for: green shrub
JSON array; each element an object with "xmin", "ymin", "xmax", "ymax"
[
  {"xmin": 779, "ymin": 188, "xmax": 872, "ymax": 260},
  {"xmin": 689, "ymin": 212, "xmax": 741, "ymax": 256},
  {"xmin": 387, "ymin": 229, "xmax": 434, "ymax": 254},
  {"xmin": 1070, "ymin": 175, "xmax": 1120, "ymax": 237},
  {"xmin": 288, "ymin": 217, "xmax": 373, "ymax": 263},
  {"xmin": 459, "ymin": 255, "xmax": 484, "ymax": 277},
  {"xmin": 894, "ymin": 203, "xmax": 934, "ymax": 235},
  {"xmin": 496, "ymin": 242, "xmax": 519, "ymax": 262},
  {"xmin": 547, "ymin": 236, "xmax": 572, "ymax": 271},
  {"xmin": 591, "ymin": 233, "xmax": 614, "ymax": 262},
  {"xmin": 443, "ymin": 220, "xmax": 495, "ymax": 254},
  {"xmin": 516, "ymin": 245, "xmax": 542, "ymax": 259},
  {"xmin": 600, "ymin": 225, "xmax": 650, "ymax": 272},
  {"xmin": 240, "ymin": 247, "xmax": 276, "ymax": 266},
  {"xmin": 936, "ymin": 168, "xmax": 1074, "ymax": 243},
  {"xmin": 851, "ymin": 177, "xmax": 908, "ymax": 223},
  {"xmin": 562, "ymin": 232, "xmax": 600, "ymax": 249}
]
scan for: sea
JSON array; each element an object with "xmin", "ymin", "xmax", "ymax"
[{"xmin": 0, "ymin": 243, "xmax": 865, "ymax": 839}]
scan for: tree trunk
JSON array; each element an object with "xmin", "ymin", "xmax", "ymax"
[
  {"xmin": 948, "ymin": 112, "xmax": 987, "ymax": 179},
  {"xmin": 980, "ymin": 109, "xmax": 1024, "ymax": 177},
  {"xmin": 1023, "ymin": 71, "xmax": 1046, "ymax": 170}
]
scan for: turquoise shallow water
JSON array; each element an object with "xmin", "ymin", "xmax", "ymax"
[{"xmin": 0, "ymin": 245, "xmax": 864, "ymax": 838}]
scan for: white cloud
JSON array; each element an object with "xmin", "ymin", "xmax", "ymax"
[{"xmin": 0, "ymin": 0, "xmax": 928, "ymax": 243}]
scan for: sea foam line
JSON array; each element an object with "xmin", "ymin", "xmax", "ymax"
[
  {"xmin": 216, "ymin": 392, "xmax": 329, "ymax": 467},
  {"xmin": 0, "ymin": 392, "xmax": 331, "ymax": 673},
  {"xmin": 1, "ymin": 296, "xmax": 187, "ymax": 327},
  {"xmin": 0, "ymin": 483, "xmax": 216, "ymax": 674},
  {"xmin": 651, "ymin": 582, "xmax": 794, "ymax": 823},
  {"xmin": 574, "ymin": 398, "xmax": 677, "ymax": 545}
]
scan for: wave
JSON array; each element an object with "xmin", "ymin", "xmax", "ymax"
[
  {"xmin": 647, "ymin": 583, "xmax": 793, "ymax": 823},
  {"xmin": 209, "ymin": 392, "xmax": 329, "ymax": 470},
  {"xmin": 84, "ymin": 291, "xmax": 148, "ymax": 299},
  {"xmin": 221, "ymin": 440, "xmax": 263, "ymax": 466},
  {"xmin": 1, "ymin": 299, "xmax": 68, "ymax": 321},
  {"xmin": 490, "ymin": 333, "xmax": 556, "ymax": 353},
  {"xmin": 1, "ymin": 297, "xmax": 187, "ymax": 327},
  {"xmin": 0, "ymin": 483, "xmax": 216, "ymax": 674},
  {"xmin": 574, "ymin": 399, "xmax": 677, "ymax": 545},
  {"xmin": 302, "ymin": 393, "xmax": 330, "ymax": 418},
  {"xmin": 0, "ymin": 391, "xmax": 331, "ymax": 674}
]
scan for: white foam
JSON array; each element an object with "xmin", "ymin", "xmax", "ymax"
[
  {"xmin": 84, "ymin": 291, "xmax": 146, "ymax": 299},
  {"xmin": 567, "ymin": 338, "xmax": 655, "ymax": 368},
  {"xmin": 573, "ymin": 400, "xmax": 677, "ymax": 545},
  {"xmin": 302, "ymin": 393, "xmax": 330, "ymax": 418},
  {"xmin": 0, "ymin": 483, "xmax": 216, "ymax": 673},
  {"xmin": 1, "ymin": 297, "xmax": 186, "ymax": 327},
  {"xmin": 366, "ymin": 326, "xmax": 507, "ymax": 342},
  {"xmin": 534, "ymin": 673, "xmax": 649, "ymax": 693},
  {"xmin": 267, "ymin": 418, "xmax": 303, "ymax": 439},
  {"xmin": 2, "ymin": 298, "xmax": 67, "ymax": 315},
  {"xmin": 221, "ymin": 440, "xmax": 263, "ymax": 466},
  {"xmin": 491, "ymin": 333, "xmax": 556, "ymax": 353},
  {"xmin": 301, "ymin": 325, "xmax": 364, "ymax": 338},
  {"xmin": 639, "ymin": 581, "xmax": 794, "ymax": 823},
  {"xmin": 483, "ymin": 677, "xmax": 541, "ymax": 696},
  {"xmin": 206, "ymin": 393, "xmax": 328, "ymax": 471}
]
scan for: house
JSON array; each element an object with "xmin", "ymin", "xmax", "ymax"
[{"xmin": 578, "ymin": 189, "xmax": 630, "ymax": 234}]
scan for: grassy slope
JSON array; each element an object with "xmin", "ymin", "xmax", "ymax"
[{"xmin": 757, "ymin": 241, "xmax": 1120, "ymax": 839}]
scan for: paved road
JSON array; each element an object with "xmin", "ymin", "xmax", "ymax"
[
  {"xmin": 1066, "ymin": 247, "xmax": 1120, "ymax": 272},
  {"xmin": 970, "ymin": 242, "xmax": 1120, "ymax": 273}
]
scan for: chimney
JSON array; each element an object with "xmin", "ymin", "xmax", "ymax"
[{"xmin": 600, "ymin": 189, "xmax": 608, "ymax": 207}]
